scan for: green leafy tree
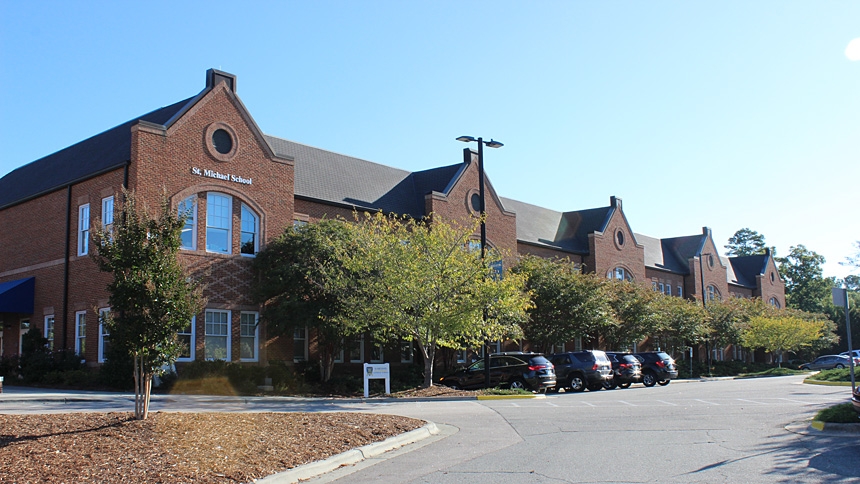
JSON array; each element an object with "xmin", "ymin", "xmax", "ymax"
[
  {"xmin": 512, "ymin": 256, "xmax": 612, "ymax": 352},
  {"xmin": 724, "ymin": 228, "xmax": 768, "ymax": 257},
  {"xmin": 251, "ymin": 219, "xmax": 364, "ymax": 382},
  {"xmin": 740, "ymin": 315, "xmax": 826, "ymax": 367},
  {"xmin": 92, "ymin": 190, "xmax": 203, "ymax": 420},
  {"xmin": 776, "ymin": 245, "xmax": 831, "ymax": 313},
  {"xmin": 343, "ymin": 212, "xmax": 531, "ymax": 388},
  {"xmin": 651, "ymin": 294, "xmax": 708, "ymax": 355},
  {"xmin": 602, "ymin": 279, "xmax": 661, "ymax": 351},
  {"xmin": 841, "ymin": 241, "xmax": 860, "ymax": 272},
  {"xmin": 705, "ymin": 297, "xmax": 777, "ymax": 354}
]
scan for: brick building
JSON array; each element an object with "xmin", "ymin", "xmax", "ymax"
[{"xmin": 0, "ymin": 69, "xmax": 785, "ymax": 370}]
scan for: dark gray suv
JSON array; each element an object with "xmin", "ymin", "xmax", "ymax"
[
  {"xmin": 439, "ymin": 352, "xmax": 556, "ymax": 392},
  {"xmin": 549, "ymin": 350, "xmax": 613, "ymax": 392}
]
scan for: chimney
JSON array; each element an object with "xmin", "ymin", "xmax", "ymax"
[
  {"xmin": 206, "ymin": 69, "xmax": 237, "ymax": 92},
  {"xmin": 610, "ymin": 196, "xmax": 621, "ymax": 209},
  {"xmin": 702, "ymin": 226, "xmax": 711, "ymax": 236}
]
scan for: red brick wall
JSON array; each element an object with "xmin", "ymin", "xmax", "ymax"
[{"xmin": 587, "ymin": 201, "xmax": 646, "ymax": 285}]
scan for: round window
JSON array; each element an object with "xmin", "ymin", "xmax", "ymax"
[
  {"xmin": 708, "ymin": 254, "xmax": 715, "ymax": 268},
  {"xmin": 616, "ymin": 230, "xmax": 625, "ymax": 246},
  {"xmin": 471, "ymin": 193, "xmax": 481, "ymax": 212},
  {"xmin": 212, "ymin": 129, "xmax": 233, "ymax": 155}
]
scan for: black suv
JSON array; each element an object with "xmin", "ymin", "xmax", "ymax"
[
  {"xmin": 603, "ymin": 352, "xmax": 642, "ymax": 389},
  {"xmin": 439, "ymin": 352, "xmax": 556, "ymax": 392},
  {"xmin": 549, "ymin": 350, "xmax": 613, "ymax": 392},
  {"xmin": 634, "ymin": 351, "xmax": 678, "ymax": 387}
]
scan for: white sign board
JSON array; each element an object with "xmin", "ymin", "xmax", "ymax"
[{"xmin": 363, "ymin": 363, "xmax": 391, "ymax": 398}]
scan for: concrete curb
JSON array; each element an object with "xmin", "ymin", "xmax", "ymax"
[
  {"xmin": 810, "ymin": 420, "xmax": 860, "ymax": 433},
  {"xmin": 803, "ymin": 379, "xmax": 854, "ymax": 387},
  {"xmin": 477, "ymin": 393, "xmax": 546, "ymax": 400},
  {"xmin": 256, "ymin": 421, "xmax": 440, "ymax": 483}
]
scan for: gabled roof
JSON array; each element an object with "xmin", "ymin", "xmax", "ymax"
[
  {"xmin": 635, "ymin": 233, "xmax": 690, "ymax": 274},
  {"xmin": 0, "ymin": 99, "xmax": 192, "ymax": 209},
  {"xmin": 264, "ymin": 135, "xmax": 462, "ymax": 218},
  {"xmin": 500, "ymin": 198, "xmax": 613, "ymax": 254},
  {"xmin": 727, "ymin": 253, "xmax": 769, "ymax": 288}
]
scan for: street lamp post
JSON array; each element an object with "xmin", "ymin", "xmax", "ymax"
[
  {"xmin": 456, "ymin": 135, "xmax": 503, "ymax": 387},
  {"xmin": 699, "ymin": 253, "xmax": 712, "ymax": 377}
]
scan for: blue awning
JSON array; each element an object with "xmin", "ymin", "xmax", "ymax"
[{"xmin": 0, "ymin": 277, "xmax": 35, "ymax": 313}]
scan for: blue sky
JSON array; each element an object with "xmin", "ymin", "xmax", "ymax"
[{"xmin": 2, "ymin": 1, "xmax": 858, "ymax": 279}]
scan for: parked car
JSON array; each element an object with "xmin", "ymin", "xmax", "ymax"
[
  {"xmin": 603, "ymin": 352, "xmax": 642, "ymax": 389},
  {"xmin": 798, "ymin": 354, "xmax": 852, "ymax": 371},
  {"xmin": 634, "ymin": 351, "xmax": 678, "ymax": 387},
  {"xmin": 838, "ymin": 350, "xmax": 860, "ymax": 365},
  {"xmin": 852, "ymin": 386, "xmax": 860, "ymax": 415},
  {"xmin": 439, "ymin": 352, "xmax": 556, "ymax": 392},
  {"xmin": 549, "ymin": 350, "xmax": 613, "ymax": 392}
]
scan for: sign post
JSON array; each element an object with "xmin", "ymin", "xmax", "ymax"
[
  {"xmin": 363, "ymin": 363, "xmax": 391, "ymax": 398},
  {"xmin": 832, "ymin": 287, "xmax": 856, "ymax": 393}
]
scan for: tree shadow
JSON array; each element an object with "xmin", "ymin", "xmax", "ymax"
[{"xmin": 0, "ymin": 415, "xmax": 134, "ymax": 448}]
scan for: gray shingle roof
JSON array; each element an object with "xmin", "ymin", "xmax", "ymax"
[
  {"xmin": 636, "ymin": 233, "xmax": 690, "ymax": 274},
  {"xmin": 264, "ymin": 135, "xmax": 461, "ymax": 218},
  {"xmin": 727, "ymin": 254, "xmax": 769, "ymax": 288},
  {"xmin": 500, "ymin": 198, "xmax": 613, "ymax": 254},
  {"xmin": 0, "ymin": 99, "xmax": 192, "ymax": 209}
]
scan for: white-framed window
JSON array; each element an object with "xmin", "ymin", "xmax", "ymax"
[
  {"xmin": 574, "ymin": 337, "xmax": 583, "ymax": 351},
  {"xmin": 293, "ymin": 326, "xmax": 308, "ymax": 362},
  {"xmin": 663, "ymin": 284, "xmax": 671, "ymax": 296},
  {"xmin": 78, "ymin": 204, "xmax": 90, "ymax": 256},
  {"xmin": 400, "ymin": 340, "xmax": 414, "ymax": 364},
  {"xmin": 293, "ymin": 219, "xmax": 309, "ymax": 231},
  {"xmin": 677, "ymin": 286, "xmax": 683, "ymax": 297},
  {"xmin": 349, "ymin": 335, "xmax": 364, "ymax": 363},
  {"xmin": 334, "ymin": 346, "xmax": 345, "ymax": 363},
  {"xmin": 98, "ymin": 308, "xmax": 110, "ymax": 363},
  {"xmin": 205, "ymin": 309, "xmax": 231, "ymax": 361},
  {"xmin": 206, "ymin": 193, "xmax": 232, "ymax": 254},
  {"xmin": 456, "ymin": 348, "xmax": 468, "ymax": 364},
  {"xmin": 240, "ymin": 204, "xmax": 259, "ymax": 256},
  {"xmin": 551, "ymin": 342, "xmax": 566, "ymax": 354},
  {"xmin": 707, "ymin": 285, "xmax": 721, "ymax": 302},
  {"xmin": 178, "ymin": 196, "xmax": 197, "ymax": 250},
  {"xmin": 658, "ymin": 282, "xmax": 664, "ymax": 293},
  {"xmin": 240, "ymin": 312, "xmax": 259, "ymax": 362},
  {"xmin": 176, "ymin": 316, "xmax": 195, "ymax": 362},
  {"xmin": 44, "ymin": 315, "xmax": 55, "ymax": 350},
  {"xmin": 652, "ymin": 281, "xmax": 658, "ymax": 291},
  {"xmin": 768, "ymin": 297, "xmax": 781, "ymax": 309},
  {"xmin": 75, "ymin": 311, "xmax": 87, "ymax": 358},
  {"xmin": 370, "ymin": 341, "xmax": 384, "ymax": 363},
  {"xmin": 607, "ymin": 267, "xmax": 632, "ymax": 281},
  {"xmin": 19, "ymin": 319, "xmax": 30, "ymax": 355},
  {"xmin": 101, "ymin": 196, "xmax": 114, "ymax": 232}
]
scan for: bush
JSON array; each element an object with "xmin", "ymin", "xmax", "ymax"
[
  {"xmin": 676, "ymin": 360, "xmax": 774, "ymax": 378},
  {"xmin": 815, "ymin": 403, "xmax": 860, "ymax": 423},
  {"xmin": 0, "ymin": 355, "xmax": 19, "ymax": 380},
  {"xmin": 807, "ymin": 368, "xmax": 855, "ymax": 382}
]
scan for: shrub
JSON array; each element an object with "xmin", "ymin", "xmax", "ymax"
[
  {"xmin": 807, "ymin": 368, "xmax": 854, "ymax": 382},
  {"xmin": 815, "ymin": 403, "xmax": 860, "ymax": 423}
]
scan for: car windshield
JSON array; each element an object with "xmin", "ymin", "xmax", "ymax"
[{"xmin": 468, "ymin": 360, "xmax": 485, "ymax": 371}]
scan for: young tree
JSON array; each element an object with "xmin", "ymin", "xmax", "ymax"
[
  {"xmin": 724, "ymin": 228, "xmax": 768, "ymax": 257},
  {"xmin": 651, "ymin": 294, "xmax": 708, "ymax": 355},
  {"xmin": 91, "ymin": 190, "xmax": 203, "ymax": 420},
  {"xmin": 776, "ymin": 245, "xmax": 831, "ymax": 313},
  {"xmin": 512, "ymin": 256, "xmax": 612, "ymax": 352},
  {"xmin": 601, "ymin": 279, "xmax": 661, "ymax": 351},
  {"xmin": 740, "ymin": 315, "xmax": 826, "ymax": 367},
  {"xmin": 251, "ymin": 219, "xmax": 364, "ymax": 382},
  {"xmin": 343, "ymin": 212, "xmax": 531, "ymax": 388}
]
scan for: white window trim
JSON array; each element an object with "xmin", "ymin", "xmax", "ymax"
[
  {"xmin": 75, "ymin": 310, "xmax": 87, "ymax": 358},
  {"xmin": 334, "ymin": 341, "xmax": 344, "ymax": 363},
  {"xmin": 44, "ymin": 315, "xmax": 55, "ymax": 350},
  {"xmin": 101, "ymin": 196, "xmax": 114, "ymax": 231},
  {"xmin": 179, "ymin": 196, "xmax": 198, "ymax": 251},
  {"xmin": 78, "ymin": 204, "xmax": 90, "ymax": 256},
  {"xmin": 206, "ymin": 193, "xmax": 232, "ymax": 255},
  {"xmin": 176, "ymin": 315, "xmax": 196, "ymax": 362},
  {"xmin": 239, "ymin": 311, "xmax": 259, "ymax": 362},
  {"xmin": 456, "ymin": 348, "xmax": 468, "ymax": 364},
  {"xmin": 677, "ymin": 285, "xmax": 683, "ymax": 297},
  {"xmin": 204, "ymin": 309, "xmax": 232, "ymax": 361},
  {"xmin": 370, "ymin": 342, "xmax": 384, "ymax": 364},
  {"xmin": 400, "ymin": 340, "xmax": 414, "ymax": 364},
  {"xmin": 240, "ymin": 203, "xmax": 259, "ymax": 257},
  {"xmin": 98, "ymin": 308, "xmax": 110, "ymax": 363},
  {"xmin": 293, "ymin": 326, "xmax": 309, "ymax": 363},
  {"xmin": 349, "ymin": 335, "xmax": 365, "ymax": 363}
]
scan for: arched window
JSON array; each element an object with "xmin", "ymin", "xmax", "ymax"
[
  {"xmin": 178, "ymin": 196, "xmax": 197, "ymax": 250},
  {"xmin": 607, "ymin": 267, "xmax": 632, "ymax": 281},
  {"xmin": 240, "ymin": 204, "xmax": 259, "ymax": 256},
  {"xmin": 707, "ymin": 285, "xmax": 721, "ymax": 302},
  {"xmin": 206, "ymin": 193, "xmax": 232, "ymax": 254},
  {"xmin": 768, "ymin": 297, "xmax": 781, "ymax": 309}
]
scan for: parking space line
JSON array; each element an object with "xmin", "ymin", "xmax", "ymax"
[
  {"xmin": 582, "ymin": 401, "xmax": 596, "ymax": 407},
  {"xmin": 736, "ymin": 399, "xmax": 765, "ymax": 405},
  {"xmin": 656, "ymin": 400, "xmax": 677, "ymax": 406},
  {"xmin": 617, "ymin": 400, "xmax": 636, "ymax": 406},
  {"xmin": 695, "ymin": 399, "xmax": 719, "ymax": 405},
  {"xmin": 545, "ymin": 402, "xmax": 559, "ymax": 407},
  {"xmin": 777, "ymin": 398, "xmax": 815, "ymax": 404}
]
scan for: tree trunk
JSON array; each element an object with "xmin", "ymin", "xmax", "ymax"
[{"xmin": 422, "ymin": 344, "xmax": 436, "ymax": 388}]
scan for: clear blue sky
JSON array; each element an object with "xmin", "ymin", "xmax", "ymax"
[{"xmin": 2, "ymin": 1, "xmax": 858, "ymax": 280}]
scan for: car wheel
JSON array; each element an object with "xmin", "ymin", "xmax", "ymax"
[
  {"xmin": 602, "ymin": 380, "xmax": 617, "ymax": 390},
  {"xmin": 447, "ymin": 382, "xmax": 461, "ymax": 390},
  {"xmin": 836, "ymin": 364, "xmax": 845, "ymax": 369},
  {"xmin": 619, "ymin": 382, "xmax": 632, "ymax": 389},
  {"xmin": 657, "ymin": 380, "xmax": 670, "ymax": 386},
  {"xmin": 642, "ymin": 372, "xmax": 657, "ymax": 387},
  {"xmin": 509, "ymin": 379, "xmax": 528, "ymax": 390},
  {"xmin": 569, "ymin": 375, "xmax": 586, "ymax": 392}
]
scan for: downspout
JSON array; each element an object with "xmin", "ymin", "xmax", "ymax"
[{"xmin": 61, "ymin": 185, "xmax": 72, "ymax": 351}]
